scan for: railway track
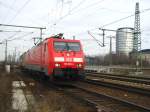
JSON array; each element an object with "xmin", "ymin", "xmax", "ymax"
[
  {"xmin": 85, "ymin": 72, "xmax": 150, "ymax": 85},
  {"xmin": 14, "ymin": 70, "xmax": 150, "ymax": 112},
  {"xmin": 13, "ymin": 71, "xmax": 48, "ymax": 112},
  {"xmin": 70, "ymin": 81, "xmax": 150, "ymax": 112},
  {"xmin": 85, "ymin": 78, "xmax": 150, "ymax": 96},
  {"xmin": 14, "ymin": 70, "xmax": 96, "ymax": 112},
  {"xmin": 43, "ymin": 78, "xmax": 150, "ymax": 112}
]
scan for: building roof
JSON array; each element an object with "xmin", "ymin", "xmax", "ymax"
[{"xmin": 140, "ymin": 49, "xmax": 150, "ymax": 54}]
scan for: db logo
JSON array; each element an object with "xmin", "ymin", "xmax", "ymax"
[{"xmin": 66, "ymin": 58, "xmax": 72, "ymax": 62}]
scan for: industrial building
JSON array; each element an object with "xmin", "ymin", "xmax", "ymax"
[
  {"xmin": 140, "ymin": 49, "xmax": 150, "ymax": 64},
  {"xmin": 116, "ymin": 27, "xmax": 134, "ymax": 56}
]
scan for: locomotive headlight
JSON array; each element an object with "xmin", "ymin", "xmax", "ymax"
[
  {"xmin": 54, "ymin": 57, "xmax": 64, "ymax": 62},
  {"xmin": 55, "ymin": 63, "xmax": 60, "ymax": 67},
  {"xmin": 77, "ymin": 63, "xmax": 82, "ymax": 68}
]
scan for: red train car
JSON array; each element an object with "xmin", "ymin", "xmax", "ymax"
[{"xmin": 20, "ymin": 34, "xmax": 85, "ymax": 79}]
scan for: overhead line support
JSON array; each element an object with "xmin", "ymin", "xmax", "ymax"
[{"xmin": 0, "ymin": 24, "xmax": 46, "ymax": 29}]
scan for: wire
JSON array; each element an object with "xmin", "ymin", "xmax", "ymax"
[
  {"xmin": 53, "ymin": 0, "xmax": 104, "ymax": 25},
  {"xmin": 59, "ymin": 0, "xmax": 64, "ymax": 18},
  {"xmin": 0, "ymin": 30, "xmax": 21, "ymax": 32},
  {"xmin": 0, "ymin": 32, "xmax": 20, "ymax": 43},
  {"xmin": 8, "ymin": 32, "xmax": 33, "ymax": 41},
  {"xmin": 74, "ymin": 7, "xmax": 150, "ymax": 36},
  {"xmin": 101, "ymin": 7, "xmax": 131, "ymax": 14},
  {"xmin": 7, "ymin": 0, "xmax": 31, "ymax": 24},
  {"xmin": 68, "ymin": 0, "xmax": 86, "ymax": 13},
  {"xmin": 0, "ymin": 1, "xmax": 16, "ymax": 11},
  {"xmin": 100, "ymin": 7, "xmax": 150, "ymax": 28},
  {"xmin": 88, "ymin": 31, "xmax": 103, "ymax": 47},
  {"xmin": 1, "ymin": 0, "xmax": 17, "ymax": 23},
  {"xmin": 8, "ymin": 32, "xmax": 21, "ymax": 40},
  {"xmin": 71, "ymin": 0, "xmax": 105, "ymax": 15}
]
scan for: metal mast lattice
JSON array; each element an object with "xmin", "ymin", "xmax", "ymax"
[
  {"xmin": 134, "ymin": 2, "xmax": 142, "ymax": 72},
  {"xmin": 133, "ymin": 2, "xmax": 141, "ymax": 52}
]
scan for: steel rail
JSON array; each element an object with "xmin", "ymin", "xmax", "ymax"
[
  {"xmin": 85, "ymin": 71, "xmax": 150, "ymax": 80},
  {"xmin": 85, "ymin": 72, "xmax": 150, "ymax": 85},
  {"xmin": 85, "ymin": 78, "xmax": 150, "ymax": 96},
  {"xmin": 44, "ymin": 79, "xmax": 150, "ymax": 112},
  {"xmin": 15, "ymin": 69, "xmax": 150, "ymax": 112},
  {"xmin": 71, "ymin": 83, "xmax": 150, "ymax": 112}
]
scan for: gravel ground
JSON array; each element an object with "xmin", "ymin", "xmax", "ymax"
[
  {"xmin": 75, "ymin": 81, "xmax": 150, "ymax": 109},
  {"xmin": 0, "ymin": 71, "xmax": 13, "ymax": 112},
  {"xmin": 86, "ymin": 75, "xmax": 150, "ymax": 89},
  {"xmin": 0, "ymin": 69, "xmax": 96, "ymax": 112}
]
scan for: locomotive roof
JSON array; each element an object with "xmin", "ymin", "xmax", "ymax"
[
  {"xmin": 20, "ymin": 37, "xmax": 81, "ymax": 56},
  {"xmin": 44, "ymin": 37, "xmax": 80, "ymax": 42}
]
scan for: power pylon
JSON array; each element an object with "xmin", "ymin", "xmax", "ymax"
[
  {"xmin": 133, "ymin": 2, "xmax": 141, "ymax": 52},
  {"xmin": 134, "ymin": 2, "xmax": 142, "ymax": 72}
]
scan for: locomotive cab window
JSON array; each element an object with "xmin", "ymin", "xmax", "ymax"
[
  {"xmin": 54, "ymin": 42, "xmax": 67, "ymax": 51},
  {"xmin": 54, "ymin": 41, "xmax": 80, "ymax": 51},
  {"xmin": 67, "ymin": 42, "xmax": 80, "ymax": 51}
]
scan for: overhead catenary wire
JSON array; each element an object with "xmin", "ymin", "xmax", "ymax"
[
  {"xmin": 0, "ymin": 24, "xmax": 46, "ymax": 29},
  {"xmin": 7, "ymin": 32, "xmax": 34, "ymax": 41},
  {"xmin": 1, "ymin": 0, "xmax": 17, "ymax": 23},
  {"xmin": 44, "ymin": 0, "xmax": 105, "ymax": 34},
  {"xmin": 69, "ymin": 0, "xmax": 105, "ymax": 14},
  {"xmin": 0, "ymin": 31, "xmax": 20, "ymax": 43},
  {"xmin": 0, "ymin": 1, "xmax": 16, "ymax": 11},
  {"xmin": 100, "ymin": 7, "xmax": 150, "ymax": 28},
  {"xmin": 7, "ymin": 31, "xmax": 21, "ymax": 40},
  {"xmin": 53, "ymin": 0, "xmax": 104, "ymax": 25},
  {"xmin": 74, "ymin": 7, "xmax": 150, "ymax": 37},
  {"xmin": 0, "ymin": 30, "xmax": 21, "ymax": 32},
  {"xmin": 0, "ymin": 32, "xmax": 33, "ymax": 43},
  {"xmin": 87, "ymin": 31, "xmax": 104, "ymax": 47},
  {"xmin": 52, "ymin": 0, "xmax": 87, "ymax": 25},
  {"xmin": 68, "ymin": 0, "xmax": 86, "ymax": 13},
  {"xmin": 73, "ymin": 7, "xmax": 150, "ymax": 49},
  {"xmin": 7, "ymin": 0, "xmax": 31, "ymax": 24}
]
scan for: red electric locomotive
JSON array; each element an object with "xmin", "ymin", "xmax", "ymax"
[{"xmin": 20, "ymin": 33, "xmax": 85, "ymax": 80}]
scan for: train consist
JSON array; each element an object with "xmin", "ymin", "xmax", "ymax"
[{"xmin": 20, "ymin": 33, "xmax": 85, "ymax": 80}]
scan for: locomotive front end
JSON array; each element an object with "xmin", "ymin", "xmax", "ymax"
[{"xmin": 53, "ymin": 40, "xmax": 85, "ymax": 79}]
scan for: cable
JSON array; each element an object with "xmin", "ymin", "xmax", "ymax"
[
  {"xmin": 8, "ymin": 32, "xmax": 21, "ymax": 40},
  {"xmin": 0, "ymin": 30, "xmax": 21, "ymax": 32},
  {"xmin": 53, "ymin": 0, "xmax": 104, "ymax": 25},
  {"xmin": 68, "ymin": 0, "xmax": 86, "ymax": 13},
  {"xmin": 8, "ymin": 32, "xmax": 33, "ymax": 41},
  {"xmin": 88, "ymin": 31, "xmax": 103, "ymax": 47},
  {"xmin": 70, "ymin": 0, "xmax": 105, "ymax": 15},
  {"xmin": 1, "ymin": 0, "xmax": 17, "ymax": 23},
  {"xmin": 0, "ymin": 32, "xmax": 20, "ymax": 43},
  {"xmin": 101, "ymin": 7, "xmax": 130, "ymax": 14},
  {"xmin": 0, "ymin": 1, "xmax": 16, "ymax": 11},
  {"xmin": 59, "ymin": 0, "xmax": 64, "ymax": 18},
  {"xmin": 74, "ymin": 7, "xmax": 150, "ymax": 36},
  {"xmin": 44, "ymin": 0, "xmax": 105, "ymax": 34},
  {"xmin": 100, "ymin": 7, "xmax": 150, "ymax": 28},
  {"xmin": 7, "ymin": 0, "xmax": 31, "ymax": 24}
]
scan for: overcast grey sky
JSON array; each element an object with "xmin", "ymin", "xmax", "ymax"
[{"xmin": 0, "ymin": 0, "xmax": 150, "ymax": 61}]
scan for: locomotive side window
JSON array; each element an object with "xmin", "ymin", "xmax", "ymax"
[{"xmin": 54, "ymin": 41, "xmax": 80, "ymax": 51}]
